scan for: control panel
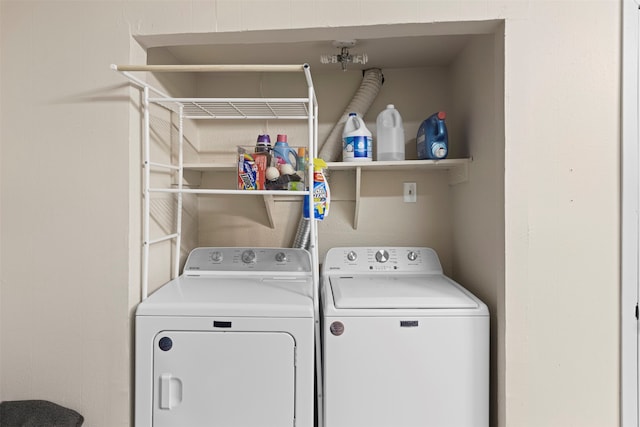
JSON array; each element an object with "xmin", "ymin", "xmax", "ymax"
[
  {"xmin": 323, "ymin": 247, "xmax": 443, "ymax": 274},
  {"xmin": 183, "ymin": 247, "xmax": 312, "ymax": 275}
]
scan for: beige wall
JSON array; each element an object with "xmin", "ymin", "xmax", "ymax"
[
  {"xmin": 0, "ymin": 1, "xmax": 620, "ymax": 427},
  {"xmin": 504, "ymin": 2, "xmax": 620, "ymax": 426}
]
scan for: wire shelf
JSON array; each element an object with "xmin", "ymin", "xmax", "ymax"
[{"xmin": 150, "ymin": 97, "xmax": 311, "ymax": 119}]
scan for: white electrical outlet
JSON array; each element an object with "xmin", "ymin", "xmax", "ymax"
[{"xmin": 404, "ymin": 182, "xmax": 417, "ymax": 203}]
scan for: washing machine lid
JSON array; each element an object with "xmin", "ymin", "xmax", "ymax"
[{"xmin": 330, "ymin": 274, "xmax": 478, "ymax": 309}]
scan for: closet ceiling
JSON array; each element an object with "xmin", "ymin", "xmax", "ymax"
[{"xmin": 138, "ymin": 21, "xmax": 501, "ymax": 70}]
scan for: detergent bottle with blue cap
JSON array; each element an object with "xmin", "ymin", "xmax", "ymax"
[{"xmin": 342, "ymin": 112, "xmax": 372, "ymax": 162}]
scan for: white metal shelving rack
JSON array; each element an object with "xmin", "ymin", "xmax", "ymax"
[
  {"xmin": 112, "ymin": 63, "xmax": 319, "ymax": 302},
  {"xmin": 115, "ymin": 63, "xmax": 323, "ymax": 427}
]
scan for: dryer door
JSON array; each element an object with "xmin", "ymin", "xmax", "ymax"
[{"xmin": 152, "ymin": 331, "xmax": 295, "ymax": 427}]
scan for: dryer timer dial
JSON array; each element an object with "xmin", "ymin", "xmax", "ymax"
[
  {"xmin": 375, "ymin": 249, "xmax": 389, "ymax": 263},
  {"xmin": 241, "ymin": 250, "xmax": 256, "ymax": 264}
]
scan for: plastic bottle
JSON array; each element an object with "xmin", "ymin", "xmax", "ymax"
[
  {"xmin": 303, "ymin": 158, "xmax": 330, "ymax": 220},
  {"xmin": 272, "ymin": 134, "xmax": 299, "ymax": 170},
  {"xmin": 254, "ymin": 135, "xmax": 272, "ymax": 183},
  {"xmin": 342, "ymin": 112, "xmax": 372, "ymax": 162},
  {"xmin": 376, "ymin": 104, "xmax": 405, "ymax": 161},
  {"xmin": 416, "ymin": 111, "xmax": 449, "ymax": 160},
  {"xmin": 255, "ymin": 134, "xmax": 271, "ymax": 153},
  {"xmin": 296, "ymin": 147, "xmax": 307, "ymax": 175}
]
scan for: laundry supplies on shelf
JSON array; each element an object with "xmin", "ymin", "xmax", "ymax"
[
  {"xmin": 417, "ymin": 111, "xmax": 449, "ymax": 160},
  {"xmin": 342, "ymin": 112, "xmax": 372, "ymax": 162},
  {"xmin": 376, "ymin": 104, "xmax": 405, "ymax": 161}
]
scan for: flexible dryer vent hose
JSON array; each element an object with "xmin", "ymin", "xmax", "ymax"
[
  {"xmin": 293, "ymin": 68, "xmax": 384, "ymax": 250},
  {"xmin": 318, "ymin": 68, "xmax": 384, "ymax": 162}
]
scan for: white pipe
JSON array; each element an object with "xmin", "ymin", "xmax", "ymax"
[
  {"xmin": 149, "ymin": 161, "xmax": 180, "ymax": 170},
  {"xmin": 148, "ymin": 233, "xmax": 179, "ymax": 245},
  {"xmin": 112, "ymin": 64, "xmax": 306, "ymax": 73},
  {"xmin": 148, "ymin": 188, "xmax": 311, "ymax": 196},
  {"xmin": 306, "ymin": 79, "xmax": 323, "ymax": 427},
  {"xmin": 150, "ymin": 97, "xmax": 310, "ymax": 103},
  {"xmin": 174, "ymin": 105, "xmax": 184, "ymax": 280},
  {"xmin": 318, "ymin": 68, "xmax": 384, "ymax": 162},
  {"xmin": 142, "ymin": 86, "xmax": 151, "ymax": 300},
  {"xmin": 114, "ymin": 68, "xmax": 172, "ymax": 99},
  {"xmin": 303, "ymin": 63, "xmax": 314, "ymax": 90}
]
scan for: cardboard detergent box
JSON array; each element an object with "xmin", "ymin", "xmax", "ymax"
[{"xmin": 237, "ymin": 147, "xmax": 268, "ymax": 190}]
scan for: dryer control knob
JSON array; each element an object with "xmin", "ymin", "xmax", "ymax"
[
  {"xmin": 407, "ymin": 251, "xmax": 418, "ymax": 261},
  {"xmin": 347, "ymin": 251, "xmax": 357, "ymax": 262},
  {"xmin": 210, "ymin": 251, "xmax": 223, "ymax": 262},
  {"xmin": 275, "ymin": 252, "xmax": 287, "ymax": 262},
  {"xmin": 375, "ymin": 249, "xmax": 389, "ymax": 263},
  {"xmin": 241, "ymin": 249, "xmax": 256, "ymax": 264}
]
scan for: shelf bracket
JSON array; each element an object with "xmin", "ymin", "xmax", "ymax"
[
  {"xmin": 353, "ymin": 166, "xmax": 362, "ymax": 230},
  {"xmin": 448, "ymin": 161, "xmax": 469, "ymax": 185},
  {"xmin": 263, "ymin": 195, "xmax": 276, "ymax": 229}
]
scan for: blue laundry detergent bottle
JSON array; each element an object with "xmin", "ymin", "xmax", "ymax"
[{"xmin": 416, "ymin": 111, "xmax": 448, "ymax": 160}]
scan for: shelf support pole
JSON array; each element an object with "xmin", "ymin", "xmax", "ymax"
[
  {"xmin": 174, "ymin": 105, "xmax": 184, "ymax": 279},
  {"xmin": 142, "ymin": 86, "xmax": 151, "ymax": 300},
  {"xmin": 303, "ymin": 68, "xmax": 324, "ymax": 427}
]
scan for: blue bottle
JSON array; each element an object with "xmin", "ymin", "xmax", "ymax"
[{"xmin": 416, "ymin": 111, "xmax": 448, "ymax": 160}]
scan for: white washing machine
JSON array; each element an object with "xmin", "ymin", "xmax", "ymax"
[
  {"xmin": 135, "ymin": 247, "xmax": 315, "ymax": 427},
  {"xmin": 321, "ymin": 247, "xmax": 489, "ymax": 427}
]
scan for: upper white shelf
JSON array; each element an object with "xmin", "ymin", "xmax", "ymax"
[
  {"xmin": 150, "ymin": 97, "xmax": 312, "ymax": 119},
  {"xmin": 326, "ymin": 158, "xmax": 470, "ymax": 172},
  {"xmin": 112, "ymin": 63, "xmax": 317, "ymax": 120}
]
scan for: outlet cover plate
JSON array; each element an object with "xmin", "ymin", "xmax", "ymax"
[{"xmin": 404, "ymin": 182, "xmax": 416, "ymax": 203}]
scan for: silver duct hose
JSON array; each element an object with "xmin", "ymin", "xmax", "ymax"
[
  {"xmin": 292, "ymin": 215, "xmax": 312, "ymax": 249},
  {"xmin": 293, "ymin": 68, "xmax": 384, "ymax": 249}
]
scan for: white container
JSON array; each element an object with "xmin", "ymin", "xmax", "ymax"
[
  {"xmin": 342, "ymin": 112, "xmax": 373, "ymax": 162},
  {"xmin": 376, "ymin": 104, "xmax": 405, "ymax": 161}
]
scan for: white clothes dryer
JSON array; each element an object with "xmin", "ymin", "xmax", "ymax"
[
  {"xmin": 321, "ymin": 247, "xmax": 489, "ymax": 427},
  {"xmin": 135, "ymin": 247, "xmax": 315, "ymax": 427}
]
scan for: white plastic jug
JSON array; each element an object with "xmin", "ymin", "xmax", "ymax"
[
  {"xmin": 342, "ymin": 112, "xmax": 373, "ymax": 162},
  {"xmin": 376, "ymin": 104, "xmax": 405, "ymax": 161}
]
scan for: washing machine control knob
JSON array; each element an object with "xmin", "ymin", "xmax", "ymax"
[
  {"xmin": 210, "ymin": 251, "xmax": 223, "ymax": 262},
  {"xmin": 347, "ymin": 251, "xmax": 358, "ymax": 262},
  {"xmin": 275, "ymin": 252, "xmax": 287, "ymax": 262},
  {"xmin": 241, "ymin": 249, "xmax": 256, "ymax": 264},
  {"xmin": 407, "ymin": 251, "xmax": 418, "ymax": 261},
  {"xmin": 375, "ymin": 249, "xmax": 389, "ymax": 263}
]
